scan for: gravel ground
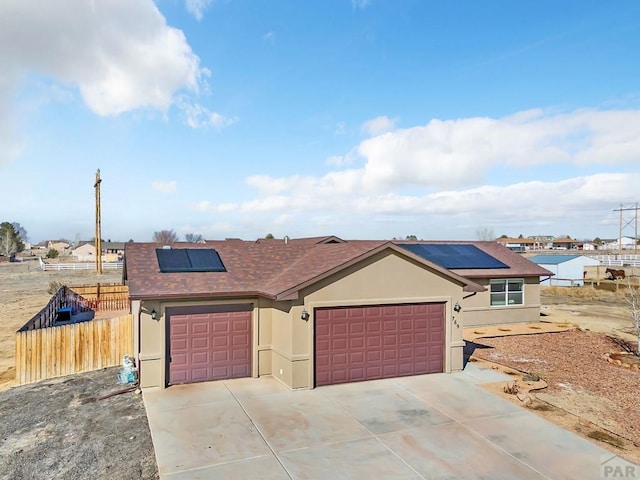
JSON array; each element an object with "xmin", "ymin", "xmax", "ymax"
[
  {"xmin": 0, "ymin": 367, "xmax": 158, "ymax": 480},
  {"xmin": 469, "ymin": 329, "xmax": 640, "ymax": 444}
]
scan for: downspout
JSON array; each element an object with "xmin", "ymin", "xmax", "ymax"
[{"xmin": 131, "ymin": 299, "xmax": 141, "ymax": 368}]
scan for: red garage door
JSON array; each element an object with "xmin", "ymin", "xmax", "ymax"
[
  {"xmin": 315, "ymin": 303, "xmax": 444, "ymax": 386},
  {"xmin": 168, "ymin": 304, "xmax": 252, "ymax": 385}
]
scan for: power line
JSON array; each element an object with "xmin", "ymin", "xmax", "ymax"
[{"xmin": 613, "ymin": 202, "xmax": 638, "ymax": 256}]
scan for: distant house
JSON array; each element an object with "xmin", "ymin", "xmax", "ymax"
[
  {"xmin": 71, "ymin": 243, "xmax": 95, "ymax": 262},
  {"xmin": 529, "ymin": 235, "xmax": 554, "ymax": 249},
  {"xmin": 72, "ymin": 241, "xmax": 124, "ymax": 262},
  {"xmin": 496, "ymin": 237, "xmax": 536, "ymax": 253},
  {"xmin": 103, "ymin": 242, "xmax": 125, "ymax": 260},
  {"xmin": 551, "ymin": 237, "xmax": 579, "ymax": 250},
  {"xmin": 602, "ymin": 236, "xmax": 638, "ymax": 251},
  {"xmin": 529, "ymin": 254, "xmax": 600, "ymax": 286}
]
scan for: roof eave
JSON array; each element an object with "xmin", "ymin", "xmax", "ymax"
[{"xmin": 128, "ymin": 290, "xmax": 276, "ymax": 302}]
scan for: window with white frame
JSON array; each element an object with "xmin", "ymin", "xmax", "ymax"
[{"xmin": 490, "ymin": 279, "xmax": 524, "ymax": 306}]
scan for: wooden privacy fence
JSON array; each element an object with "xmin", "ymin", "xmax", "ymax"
[
  {"xmin": 15, "ymin": 314, "xmax": 133, "ymax": 385},
  {"xmin": 20, "ymin": 286, "xmax": 94, "ymax": 331},
  {"xmin": 69, "ymin": 283, "xmax": 130, "ymax": 312}
]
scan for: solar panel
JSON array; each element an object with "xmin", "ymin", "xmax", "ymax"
[
  {"xmin": 156, "ymin": 248, "xmax": 226, "ymax": 273},
  {"xmin": 399, "ymin": 244, "xmax": 509, "ymax": 269}
]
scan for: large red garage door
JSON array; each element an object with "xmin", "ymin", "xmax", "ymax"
[
  {"xmin": 168, "ymin": 304, "xmax": 252, "ymax": 385},
  {"xmin": 315, "ymin": 303, "xmax": 444, "ymax": 386}
]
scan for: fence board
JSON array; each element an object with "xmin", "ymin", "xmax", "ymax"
[{"xmin": 14, "ymin": 314, "xmax": 133, "ymax": 385}]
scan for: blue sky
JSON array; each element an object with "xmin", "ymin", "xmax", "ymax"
[{"xmin": 1, "ymin": 0, "xmax": 639, "ymax": 243}]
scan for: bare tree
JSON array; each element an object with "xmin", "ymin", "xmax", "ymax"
[
  {"xmin": 626, "ymin": 277, "xmax": 640, "ymax": 355},
  {"xmin": 476, "ymin": 227, "xmax": 495, "ymax": 241},
  {"xmin": 153, "ymin": 229, "xmax": 178, "ymax": 244},
  {"xmin": 184, "ymin": 233, "xmax": 203, "ymax": 243}
]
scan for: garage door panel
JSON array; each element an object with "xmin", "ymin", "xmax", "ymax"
[
  {"xmin": 192, "ymin": 322, "xmax": 210, "ymax": 334},
  {"xmin": 315, "ymin": 303, "xmax": 444, "ymax": 386},
  {"xmin": 366, "ymin": 322, "xmax": 381, "ymax": 334},
  {"xmin": 192, "ymin": 337, "xmax": 210, "ymax": 349},
  {"xmin": 171, "ymin": 324, "xmax": 188, "ymax": 335},
  {"xmin": 349, "ymin": 351, "xmax": 364, "ymax": 363},
  {"xmin": 332, "ymin": 338, "xmax": 347, "ymax": 350},
  {"xmin": 169, "ymin": 306, "xmax": 252, "ymax": 385},
  {"xmin": 366, "ymin": 337, "xmax": 381, "ymax": 348}
]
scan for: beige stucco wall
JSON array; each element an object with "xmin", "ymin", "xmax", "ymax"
[
  {"xmin": 287, "ymin": 250, "xmax": 466, "ymax": 389},
  {"xmin": 462, "ymin": 277, "xmax": 542, "ymax": 327},
  {"xmin": 136, "ymin": 249, "xmax": 469, "ymax": 390}
]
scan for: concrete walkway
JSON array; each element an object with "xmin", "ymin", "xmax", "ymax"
[{"xmin": 143, "ymin": 365, "xmax": 627, "ymax": 479}]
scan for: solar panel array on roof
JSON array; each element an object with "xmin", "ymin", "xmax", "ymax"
[
  {"xmin": 399, "ymin": 244, "xmax": 509, "ymax": 269},
  {"xmin": 156, "ymin": 248, "xmax": 226, "ymax": 273}
]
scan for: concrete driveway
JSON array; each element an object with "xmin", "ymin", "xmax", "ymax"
[{"xmin": 143, "ymin": 365, "xmax": 620, "ymax": 479}]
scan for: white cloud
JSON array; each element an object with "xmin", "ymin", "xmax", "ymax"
[
  {"xmin": 335, "ymin": 121, "xmax": 347, "ymax": 136},
  {"xmin": 152, "ymin": 180, "xmax": 177, "ymax": 193},
  {"xmin": 352, "ymin": 0, "xmax": 372, "ymax": 9},
  {"xmin": 185, "ymin": 0, "xmax": 214, "ymax": 21},
  {"xmin": 263, "ymin": 31, "xmax": 276, "ymax": 43},
  {"xmin": 0, "ymin": 0, "xmax": 214, "ymax": 161},
  {"xmin": 196, "ymin": 173, "xmax": 638, "ymax": 239},
  {"xmin": 361, "ymin": 115, "xmax": 396, "ymax": 136},
  {"xmin": 191, "ymin": 107, "xmax": 640, "ymax": 238},
  {"xmin": 177, "ymin": 98, "xmax": 237, "ymax": 129},
  {"xmin": 191, "ymin": 200, "xmax": 238, "ymax": 213},
  {"xmin": 354, "ymin": 108, "xmax": 640, "ymax": 191}
]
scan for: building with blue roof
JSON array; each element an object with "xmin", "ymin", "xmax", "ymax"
[{"xmin": 529, "ymin": 254, "xmax": 600, "ymax": 286}]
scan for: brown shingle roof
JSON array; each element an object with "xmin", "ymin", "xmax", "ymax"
[{"xmin": 124, "ymin": 237, "xmax": 550, "ymax": 300}]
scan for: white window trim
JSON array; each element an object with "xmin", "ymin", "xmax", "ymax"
[{"xmin": 489, "ymin": 278, "xmax": 524, "ymax": 307}]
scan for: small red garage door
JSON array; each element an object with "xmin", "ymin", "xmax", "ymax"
[
  {"xmin": 315, "ymin": 303, "xmax": 444, "ymax": 386},
  {"xmin": 168, "ymin": 304, "xmax": 252, "ymax": 385}
]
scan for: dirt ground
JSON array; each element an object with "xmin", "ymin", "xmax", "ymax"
[
  {"xmin": 466, "ymin": 285, "xmax": 640, "ymax": 466},
  {"xmin": 0, "ymin": 264, "xmax": 157, "ymax": 479},
  {"xmin": 0, "ymin": 367, "xmax": 158, "ymax": 480},
  {"xmin": 0, "ymin": 263, "xmax": 123, "ymax": 390}
]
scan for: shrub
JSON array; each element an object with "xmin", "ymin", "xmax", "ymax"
[
  {"xmin": 47, "ymin": 281, "xmax": 64, "ymax": 294},
  {"xmin": 46, "ymin": 248, "xmax": 59, "ymax": 259}
]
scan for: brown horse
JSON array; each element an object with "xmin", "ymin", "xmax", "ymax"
[{"xmin": 606, "ymin": 268, "xmax": 626, "ymax": 280}]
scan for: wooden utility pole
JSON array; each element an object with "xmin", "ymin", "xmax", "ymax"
[{"xmin": 95, "ymin": 169, "xmax": 103, "ymax": 274}]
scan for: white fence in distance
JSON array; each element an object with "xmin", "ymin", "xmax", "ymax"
[
  {"xmin": 39, "ymin": 258, "xmax": 123, "ymax": 271},
  {"xmin": 591, "ymin": 255, "xmax": 640, "ymax": 267}
]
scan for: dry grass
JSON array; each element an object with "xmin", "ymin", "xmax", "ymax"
[{"xmin": 542, "ymin": 285, "xmax": 638, "ymax": 303}]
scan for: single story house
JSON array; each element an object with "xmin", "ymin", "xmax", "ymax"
[
  {"xmin": 72, "ymin": 242, "xmax": 123, "ymax": 262},
  {"xmin": 103, "ymin": 241, "xmax": 125, "ymax": 258},
  {"xmin": 551, "ymin": 237, "xmax": 579, "ymax": 250},
  {"xmin": 529, "ymin": 254, "xmax": 600, "ymax": 287},
  {"xmin": 124, "ymin": 237, "xmax": 551, "ymax": 390},
  {"xmin": 496, "ymin": 237, "xmax": 536, "ymax": 253},
  {"xmin": 71, "ymin": 243, "xmax": 96, "ymax": 262},
  {"xmin": 602, "ymin": 236, "xmax": 638, "ymax": 251}
]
